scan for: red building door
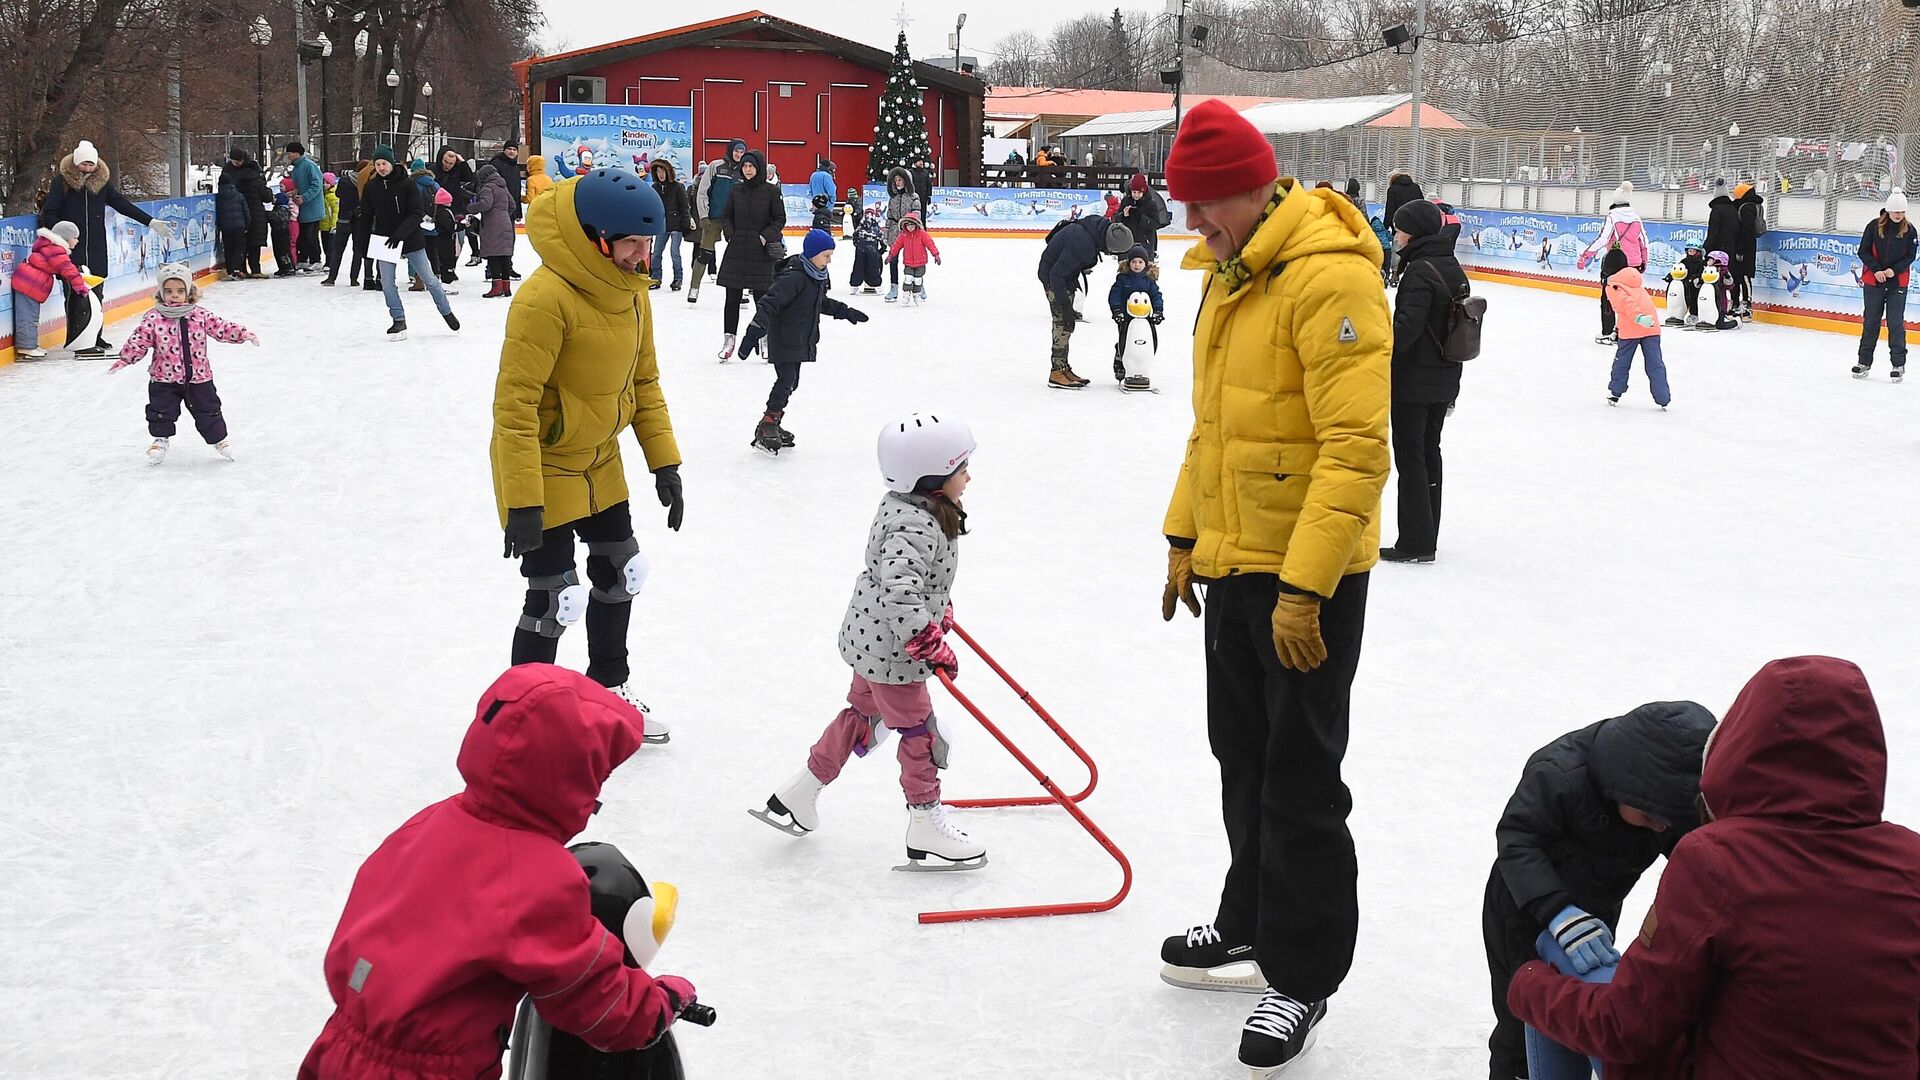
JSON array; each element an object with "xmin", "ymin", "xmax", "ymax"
[{"xmin": 827, "ymin": 82, "xmax": 877, "ymax": 185}]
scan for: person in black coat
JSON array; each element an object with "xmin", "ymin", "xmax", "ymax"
[
  {"xmin": 324, "ymin": 163, "xmax": 363, "ymax": 286},
  {"xmin": 1383, "ymin": 200, "xmax": 1467, "ymax": 563},
  {"xmin": 647, "ymin": 158, "xmax": 692, "ymax": 292},
  {"xmin": 216, "ymin": 147, "xmax": 266, "ymax": 280},
  {"xmin": 738, "ymin": 229, "xmax": 868, "ymax": 452},
  {"xmin": 716, "ymin": 150, "xmax": 786, "ymax": 352},
  {"xmin": 909, "ymin": 154, "xmax": 935, "ymax": 219},
  {"xmin": 1115, "ymin": 172, "xmax": 1170, "ymax": 261},
  {"xmin": 1854, "ymin": 194, "xmax": 1916, "ymax": 378},
  {"xmin": 431, "ymin": 146, "xmax": 476, "ymax": 273},
  {"xmin": 489, "ymin": 140, "xmax": 525, "ymax": 223},
  {"xmin": 1702, "ymin": 180, "xmax": 1740, "ymax": 271},
  {"xmin": 1731, "ymin": 182, "xmax": 1766, "ymax": 317},
  {"xmin": 1038, "ymin": 213, "xmax": 1131, "ymax": 389},
  {"xmin": 39, "ymin": 139, "xmax": 171, "ymax": 352},
  {"xmin": 363, "ymin": 149, "xmax": 455, "ymax": 335},
  {"xmin": 1481, "ymin": 700, "xmax": 1715, "ymax": 1080},
  {"xmin": 1381, "ymin": 172, "xmax": 1425, "ymax": 282}
]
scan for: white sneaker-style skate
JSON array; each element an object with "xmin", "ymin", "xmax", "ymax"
[
  {"xmin": 893, "ymin": 802, "xmax": 987, "ymax": 872},
  {"xmin": 146, "ymin": 437, "xmax": 169, "ymax": 466},
  {"xmin": 718, "ymin": 333, "xmax": 736, "ymax": 361},
  {"xmin": 608, "ymin": 683, "xmax": 671, "ymax": 744},
  {"xmin": 749, "ymin": 768, "xmax": 825, "ymax": 836},
  {"xmin": 214, "ymin": 440, "xmax": 235, "ymax": 462}
]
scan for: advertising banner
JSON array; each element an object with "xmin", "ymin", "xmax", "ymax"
[
  {"xmin": 3, "ymin": 194, "xmax": 215, "ymax": 354},
  {"xmin": 537, "ymin": 104, "xmax": 694, "ymax": 187},
  {"xmin": 780, "ymin": 184, "xmax": 1191, "ymax": 235}
]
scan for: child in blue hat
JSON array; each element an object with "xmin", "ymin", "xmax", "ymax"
[{"xmin": 739, "ymin": 229, "xmax": 869, "ymax": 454}]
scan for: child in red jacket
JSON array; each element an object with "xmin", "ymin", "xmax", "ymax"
[
  {"xmin": 300, "ymin": 664, "xmax": 698, "ymax": 1080},
  {"xmin": 885, "ymin": 212, "xmax": 941, "ymax": 305},
  {"xmin": 1508, "ymin": 656, "xmax": 1920, "ymax": 1080},
  {"xmin": 10, "ymin": 221, "xmax": 90, "ymax": 359}
]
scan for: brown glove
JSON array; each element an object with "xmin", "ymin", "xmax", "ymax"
[
  {"xmin": 1269, "ymin": 591, "xmax": 1328, "ymax": 672},
  {"xmin": 1161, "ymin": 547, "xmax": 1202, "ymax": 621}
]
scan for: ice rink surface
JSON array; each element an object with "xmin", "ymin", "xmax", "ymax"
[{"xmin": 3, "ymin": 236, "xmax": 1916, "ymax": 1079}]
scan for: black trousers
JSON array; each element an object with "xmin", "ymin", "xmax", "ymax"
[
  {"xmin": 512, "ymin": 501, "xmax": 636, "ymax": 688},
  {"xmin": 323, "ymin": 229, "xmax": 349, "ymax": 278},
  {"xmin": 146, "ymin": 379, "xmax": 227, "ymax": 443},
  {"xmin": 1597, "ymin": 249, "xmax": 1630, "ymax": 334},
  {"xmin": 63, "ymin": 280, "xmax": 106, "ymax": 346},
  {"xmin": 1482, "ymin": 868, "xmax": 1626, "ymax": 1080},
  {"xmin": 296, "ymin": 223, "xmax": 322, "ymax": 266},
  {"xmin": 222, "ymin": 229, "xmax": 251, "ymax": 276},
  {"xmin": 466, "ymin": 229, "xmax": 481, "ymax": 258},
  {"xmin": 436, "ymin": 232, "xmax": 459, "ymax": 278},
  {"xmin": 1206, "ymin": 570, "xmax": 1369, "ymax": 1004},
  {"xmin": 270, "ymin": 223, "xmax": 293, "ymax": 272},
  {"xmin": 767, "ymin": 361, "xmax": 802, "ymax": 412},
  {"xmin": 723, "ymin": 287, "xmax": 763, "ymax": 335},
  {"xmin": 352, "ymin": 230, "xmax": 371, "ymax": 284},
  {"xmin": 1389, "ymin": 400, "xmax": 1449, "ymax": 555}
]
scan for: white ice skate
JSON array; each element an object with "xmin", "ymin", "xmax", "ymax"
[
  {"xmin": 145, "ymin": 437, "xmax": 169, "ymax": 466},
  {"xmin": 214, "ymin": 440, "xmax": 235, "ymax": 462},
  {"xmin": 608, "ymin": 683, "xmax": 671, "ymax": 744},
  {"xmin": 748, "ymin": 768, "xmax": 825, "ymax": 837},
  {"xmin": 893, "ymin": 802, "xmax": 987, "ymax": 872},
  {"xmin": 718, "ymin": 334, "xmax": 736, "ymax": 361}
]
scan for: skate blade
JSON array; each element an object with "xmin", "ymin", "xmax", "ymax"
[
  {"xmin": 747, "ymin": 806, "xmax": 809, "ymax": 837},
  {"xmin": 892, "ymin": 853, "xmax": 988, "ymax": 873},
  {"xmin": 1159, "ymin": 961, "xmax": 1267, "ymax": 994},
  {"xmin": 1244, "ymin": 1029, "xmax": 1317, "ymax": 1079},
  {"xmin": 643, "ymin": 730, "xmax": 670, "ymax": 745},
  {"xmin": 751, "ymin": 440, "xmax": 782, "ymax": 457},
  {"xmin": 1120, "ymin": 383, "xmax": 1158, "ymax": 394}
]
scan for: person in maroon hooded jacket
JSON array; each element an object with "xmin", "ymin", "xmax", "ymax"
[
  {"xmin": 299, "ymin": 664, "xmax": 698, "ymax": 1080},
  {"xmin": 1507, "ymin": 655, "xmax": 1920, "ymax": 1080}
]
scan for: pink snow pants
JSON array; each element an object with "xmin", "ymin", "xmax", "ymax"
[{"xmin": 807, "ymin": 674, "xmax": 940, "ymax": 805}]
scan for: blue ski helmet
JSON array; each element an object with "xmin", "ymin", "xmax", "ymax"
[{"xmin": 573, "ymin": 167, "xmax": 663, "ymax": 247}]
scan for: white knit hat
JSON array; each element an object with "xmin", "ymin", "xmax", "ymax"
[
  {"xmin": 72, "ymin": 140, "xmax": 99, "ymax": 166},
  {"xmin": 1888, "ymin": 188, "xmax": 1909, "ymax": 214},
  {"xmin": 154, "ymin": 262, "xmax": 198, "ymax": 303},
  {"xmin": 1610, "ymin": 180, "xmax": 1633, "ymax": 206}
]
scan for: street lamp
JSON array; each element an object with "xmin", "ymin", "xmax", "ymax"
[
  {"xmin": 951, "ymin": 12, "xmax": 966, "ymax": 72},
  {"xmin": 421, "ymin": 81, "xmax": 434, "ymax": 157},
  {"xmin": 249, "ymin": 15, "xmax": 272, "ymax": 164},
  {"xmin": 299, "ymin": 33, "xmax": 333, "ymax": 165},
  {"xmin": 387, "ymin": 68, "xmax": 401, "ymax": 156}
]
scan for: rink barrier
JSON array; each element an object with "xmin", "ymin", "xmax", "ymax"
[
  {"xmin": 1, "ymin": 194, "xmax": 218, "ymax": 368},
  {"xmin": 921, "ymin": 622, "xmax": 1131, "ymax": 926}
]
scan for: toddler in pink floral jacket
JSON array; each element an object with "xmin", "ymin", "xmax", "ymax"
[{"xmin": 111, "ymin": 263, "xmax": 258, "ymax": 466}]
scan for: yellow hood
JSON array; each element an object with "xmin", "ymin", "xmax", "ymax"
[
  {"xmin": 1182, "ymin": 179, "xmax": 1383, "ymax": 277},
  {"xmin": 525, "ymin": 176, "xmax": 641, "ymax": 313}
]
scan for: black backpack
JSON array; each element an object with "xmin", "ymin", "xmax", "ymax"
[{"xmin": 1418, "ymin": 262, "xmax": 1486, "ymax": 363}]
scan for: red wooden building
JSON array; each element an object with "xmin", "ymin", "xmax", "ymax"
[{"xmin": 513, "ymin": 11, "xmax": 988, "ymax": 187}]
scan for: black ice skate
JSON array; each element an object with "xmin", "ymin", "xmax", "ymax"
[
  {"xmin": 1160, "ymin": 923, "xmax": 1265, "ymax": 993},
  {"xmin": 1240, "ymin": 991, "xmax": 1326, "ymax": 1077},
  {"xmin": 1121, "ymin": 375, "xmax": 1155, "ymax": 393},
  {"xmin": 751, "ymin": 412, "xmax": 785, "ymax": 456},
  {"xmin": 1378, "ymin": 547, "xmax": 1436, "ymax": 564},
  {"xmin": 1894, "ymin": 367, "xmax": 1906, "ymax": 383},
  {"xmin": 1853, "ymin": 363, "xmax": 1871, "ymax": 379},
  {"xmin": 386, "ymin": 319, "xmax": 408, "ymax": 341}
]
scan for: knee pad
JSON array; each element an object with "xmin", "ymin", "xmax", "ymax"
[
  {"xmin": 894, "ymin": 713, "xmax": 952, "ymax": 770},
  {"xmin": 585, "ymin": 538, "xmax": 649, "ymax": 604},
  {"xmin": 518, "ymin": 571, "xmax": 587, "ymax": 638},
  {"xmin": 851, "ymin": 714, "xmax": 893, "ymax": 758}
]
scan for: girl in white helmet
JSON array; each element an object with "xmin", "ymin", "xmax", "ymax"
[{"xmin": 751, "ymin": 412, "xmax": 987, "ymax": 872}]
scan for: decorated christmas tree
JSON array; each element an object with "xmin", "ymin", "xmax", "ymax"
[{"xmin": 869, "ymin": 29, "xmax": 932, "ymax": 182}]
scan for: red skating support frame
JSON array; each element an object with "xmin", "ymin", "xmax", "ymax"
[
  {"xmin": 917, "ymin": 622, "xmax": 1132, "ymax": 925},
  {"xmin": 944, "ymin": 622, "xmax": 1098, "ymax": 809}
]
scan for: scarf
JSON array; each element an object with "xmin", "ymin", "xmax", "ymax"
[
  {"xmin": 801, "ymin": 258, "xmax": 829, "ymax": 282},
  {"xmin": 1214, "ymin": 183, "xmax": 1288, "ymax": 295},
  {"xmin": 154, "ymin": 301, "xmax": 195, "ymax": 318}
]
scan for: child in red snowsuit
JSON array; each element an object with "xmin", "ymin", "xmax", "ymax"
[
  {"xmin": 299, "ymin": 665, "xmax": 698, "ymax": 1080},
  {"xmin": 9, "ymin": 221, "xmax": 90, "ymax": 359},
  {"xmin": 885, "ymin": 212, "xmax": 941, "ymax": 303}
]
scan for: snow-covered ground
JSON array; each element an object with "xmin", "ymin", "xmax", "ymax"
[{"xmin": 3, "ymin": 236, "xmax": 1916, "ymax": 1080}]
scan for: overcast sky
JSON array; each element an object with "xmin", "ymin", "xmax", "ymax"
[{"xmin": 537, "ymin": 0, "xmax": 1136, "ymax": 69}]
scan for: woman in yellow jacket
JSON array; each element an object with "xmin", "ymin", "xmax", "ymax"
[
  {"xmin": 523, "ymin": 155, "xmax": 555, "ymax": 206},
  {"xmin": 1153, "ymin": 101, "xmax": 1390, "ymax": 1078},
  {"xmin": 491, "ymin": 167, "xmax": 681, "ymax": 742}
]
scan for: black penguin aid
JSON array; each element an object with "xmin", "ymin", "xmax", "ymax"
[{"xmin": 504, "ymin": 843, "xmax": 715, "ymax": 1080}]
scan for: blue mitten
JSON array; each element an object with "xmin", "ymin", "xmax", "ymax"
[{"xmin": 1548, "ymin": 905, "xmax": 1619, "ymax": 975}]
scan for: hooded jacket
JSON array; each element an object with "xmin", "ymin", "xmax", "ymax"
[
  {"xmin": 488, "ymin": 150, "xmax": 524, "ymax": 220},
  {"xmin": 216, "ymin": 156, "xmax": 266, "ymax": 238},
  {"xmin": 491, "ymin": 177, "xmax": 681, "ymax": 530},
  {"xmin": 648, "ymin": 159, "xmax": 692, "ymax": 235},
  {"xmin": 11, "ymin": 230, "xmax": 93, "ymax": 304},
  {"xmin": 1491, "ymin": 702, "xmax": 1715, "ymax": 931},
  {"xmin": 298, "ymin": 666, "xmax": 687, "ymax": 1080},
  {"xmin": 885, "ymin": 216, "xmax": 940, "ymax": 269},
  {"xmin": 1037, "ymin": 214, "xmax": 1117, "ymax": 302},
  {"xmin": 1163, "ymin": 181, "xmax": 1391, "ymax": 598},
  {"xmin": 717, "ymin": 151, "xmax": 786, "ymax": 292},
  {"xmin": 524, "ymin": 156, "xmax": 555, "ymax": 205},
  {"xmin": 38, "ymin": 155, "xmax": 154, "ymax": 277},
  {"xmin": 1116, "ymin": 180, "xmax": 1170, "ymax": 248},
  {"xmin": 1605, "ymin": 267, "xmax": 1660, "ymax": 340},
  {"xmin": 465, "ymin": 165, "xmax": 517, "ymax": 259},
  {"xmin": 1733, "ymin": 187, "xmax": 1765, "ymax": 265},
  {"xmin": 1509, "ymin": 657, "xmax": 1920, "ymax": 1080},
  {"xmin": 430, "ymin": 147, "xmax": 475, "ymax": 215},
  {"xmin": 749, "ymin": 253, "xmax": 856, "ymax": 363},
  {"xmin": 1702, "ymin": 195, "xmax": 1740, "ymax": 263},
  {"xmin": 1577, "ymin": 204, "xmax": 1648, "ymax": 270},
  {"xmin": 695, "ymin": 141, "xmax": 748, "ymax": 221},
  {"xmin": 1382, "ymin": 174, "xmax": 1426, "ymax": 244},
  {"xmin": 884, "ymin": 168, "xmax": 922, "ymax": 247},
  {"xmin": 1391, "ymin": 228, "xmax": 1470, "ymax": 403},
  {"xmin": 364, "ymin": 167, "xmax": 429, "ymax": 255},
  {"xmin": 1106, "ymin": 246, "xmax": 1164, "ymax": 317}
]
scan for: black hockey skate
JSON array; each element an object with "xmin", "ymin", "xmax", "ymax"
[
  {"xmin": 1160, "ymin": 923, "xmax": 1265, "ymax": 993},
  {"xmin": 751, "ymin": 412, "xmax": 785, "ymax": 456},
  {"xmin": 1240, "ymin": 991, "xmax": 1326, "ymax": 1077}
]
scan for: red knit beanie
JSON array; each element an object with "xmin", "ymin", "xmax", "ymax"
[
  {"xmin": 1130, "ymin": 172, "xmax": 1148, "ymax": 194},
  {"xmin": 1165, "ymin": 100, "xmax": 1277, "ymax": 203}
]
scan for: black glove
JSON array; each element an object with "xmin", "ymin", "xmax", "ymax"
[
  {"xmin": 766, "ymin": 240, "xmax": 787, "ymax": 261},
  {"xmin": 1112, "ymin": 310, "xmax": 1127, "ymax": 324},
  {"xmin": 738, "ymin": 329, "xmax": 760, "ymax": 359},
  {"xmin": 1149, "ymin": 313, "xmax": 1164, "ymax": 325},
  {"xmin": 654, "ymin": 465, "xmax": 684, "ymax": 532},
  {"xmin": 385, "ymin": 235, "xmax": 403, "ymax": 249},
  {"xmin": 840, "ymin": 307, "xmax": 869, "ymax": 325},
  {"xmin": 503, "ymin": 506, "xmax": 544, "ymax": 558}
]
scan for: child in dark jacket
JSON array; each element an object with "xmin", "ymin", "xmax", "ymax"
[
  {"xmin": 10, "ymin": 221, "xmax": 91, "ymax": 359},
  {"xmin": 811, "ymin": 194, "xmax": 835, "ymax": 231},
  {"xmin": 109, "ymin": 263, "xmax": 258, "ymax": 465},
  {"xmin": 1662, "ymin": 245, "xmax": 1704, "ymax": 327},
  {"xmin": 270, "ymin": 178, "xmax": 296, "ymax": 275},
  {"xmin": 739, "ymin": 229, "xmax": 869, "ymax": 453},
  {"xmin": 1482, "ymin": 700, "xmax": 1716, "ymax": 1080},
  {"xmin": 1106, "ymin": 244, "xmax": 1164, "ymax": 376},
  {"xmin": 849, "ymin": 205, "xmax": 885, "ymax": 293}
]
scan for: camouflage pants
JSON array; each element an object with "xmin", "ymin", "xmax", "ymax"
[{"xmin": 1048, "ymin": 288, "xmax": 1077, "ymax": 372}]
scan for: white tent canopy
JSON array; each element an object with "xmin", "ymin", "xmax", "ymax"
[
  {"xmin": 1235, "ymin": 94, "xmax": 1411, "ymax": 135},
  {"xmin": 1055, "ymin": 108, "xmax": 1178, "ymax": 140}
]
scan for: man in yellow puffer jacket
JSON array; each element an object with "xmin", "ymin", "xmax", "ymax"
[
  {"xmin": 492, "ymin": 168, "xmax": 681, "ymax": 742},
  {"xmin": 1153, "ymin": 100, "xmax": 1390, "ymax": 1076}
]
